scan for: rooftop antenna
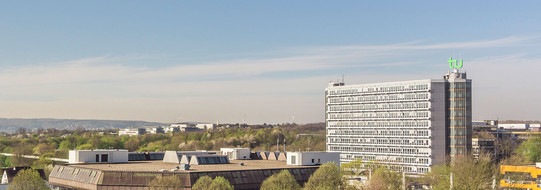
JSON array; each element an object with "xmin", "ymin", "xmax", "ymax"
[
  {"xmin": 342, "ymin": 74, "xmax": 345, "ymax": 84},
  {"xmin": 283, "ymin": 138, "xmax": 286, "ymax": 152},
  {"xmin": 276, "ymin": 138, "xmax": 280, "ymax": 152}
]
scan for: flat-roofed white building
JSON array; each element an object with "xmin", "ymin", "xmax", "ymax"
[
  {"xmin": 196, "ymin": 123, "xmax": 215, "ymax": 130},
  {"xmin": 286, "ymin": 152, "xmax": 340, "ymax": 166},
  {"xmin": 119, "ymin": 128, "xmax": 146, "ymax": 136},
  {"xmin": 326, "ymin": 69, "xmax": 472, "ymax": 174},
  {"xmin": 220, "ymin": 148, "xmax": 251, "ymax": 160},
  {"xmin": 69, "ymin": 149, "xmax": 128, "ymax": 164},
  {"xmin": 498, "ymin": 124, "xmax": 529, "ymax": 130}
]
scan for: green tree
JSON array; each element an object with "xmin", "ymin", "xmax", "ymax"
[
  {"xmin": 423, "ymin": 164, "xmax": 451, "ymax": 190},
  {"xmin": 209, "ymin": 176, "xmax": 234, "ymax": 190},
  {"xmin": 192, "ymin": 176, "xmax": 233, "ymax": 190},
  {"xmin": 341, "ymin": 159, "xmax": 364, "ymax": 175},
  {"xmin": 192, "ymin": 175, "xmax": 213, "ymax": 190},
  {"xmin": 304, "ymin": 162, "xmax": 343, "ymax": 190},
  {"xmin": 148, "ymin": 175, "xmax": 183, "ymax": 190},
  {"xmin": 260, "ymin": 170, "xmax": 301, "ymax": 190},
  {"xmin": 365, "ymin": 166, "xmax": 402, "ymax": 190},
  {"xmin": 516, "ymin": 135, "xmax": 541, "ymax": 163},
  {"xmin": 76, "ymin": 143, "xmax": 93, "ymax": 150},
  {"xmin": 7, "ymin": 169, "xmax": 48, "ymax": 190},
  {"xmin": 424, "ymin": 154, "xmax": 494, "ymax": 190}
]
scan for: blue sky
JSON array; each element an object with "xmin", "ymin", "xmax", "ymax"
[{"xmin": 1, "ymin": 1, "xmax": 540, "ymax": 124}]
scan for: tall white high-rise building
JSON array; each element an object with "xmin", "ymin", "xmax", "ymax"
[{"xmin": 325, "ymin": 68, "xmax": 471, "ymax": 174}]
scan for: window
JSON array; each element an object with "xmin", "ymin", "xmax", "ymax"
[
  {"xmin": 101, "ymin": 154, "xmax": 109, "ymax": 163},
  {"xmin": 312, "ymin": 159, "xmax": 314, "ymax": 163},
  {"xmin": 96, "ymin": 154, "xmax": 100, "ymax": 162},
  {"xmin": 291, "ymin": 155, "xmax": 296, "ymax": 165}
]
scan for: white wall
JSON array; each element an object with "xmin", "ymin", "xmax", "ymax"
[
  {"xmin": 499, "ymin": 124, "xmax": 529, "ymax": 130},
  {"xmin": 286, "ymin": 152, "xmax": 340, "ymax": 166},
  {"xmin": 220, "ymin": 148, "xmax": 251, "ymax": 160},
  {"xmin": 69, "ymin": 149, "xmax": 128, "ymax": 164}
]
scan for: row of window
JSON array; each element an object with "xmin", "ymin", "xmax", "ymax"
[
  {"xmin": 328, "ymin": 129, "xmax": 430, "ymax": 137},
  {"xmin": 328, "ymin": 102, "xmax": 430, "ymax": 112},
  {"xmin": 328, "ymin": 121, "xmax": 430, "ymax": 128},
  {"xmin": 328, "ymin": 137, "xmax": 430, "ymax": 146},
  {"xmin": 328, "ymin": 84, "xmax": 430, "ymax": 96},
  {"xmin": 328, "ymin": 111, "xmax": 430, "ymax": 120},
  {"xmin": 330, "ymin": 145, "xmax": 430, "ymax": 155},
  {"xmin": 328, "ymin": 93, "xmax": 430, "ymax": 104},
  {"xmin": 339, "ymin": 154, "xmax": 431, "ymax": 174},
  {"xmin": 328, "ymin": 120, "xmax": 430, "ymax": 128}
]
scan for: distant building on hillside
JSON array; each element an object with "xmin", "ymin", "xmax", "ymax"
[
  {"xmin": 196, "ymin": 123, "xmax": 215, "ymax": 130},
  {"xmin": 118, "ymin": 128, "xmax": 145, "ymax": 136},
  {"xmin": 146, "ymin": 126, "xmax": 165, "ymax": 134},
  {"xmin": 498, "ymin": 124, "xmax": 529, "ymax": 130}
]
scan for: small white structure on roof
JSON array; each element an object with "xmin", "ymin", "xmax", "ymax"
[
  {"xmin": 220, "ymin": 148, "xmax": 251, "ymax": 160},
  {"xmin": 162, "ymin": 150, "xmax": 210, "ymax": 164},
  {"xmin": 69, "ymin": 149, "xmax": 128, "ymax": 164},
  {"xmin": 286, "ymin": 152, "xmax": 340, "ymax": 166}
]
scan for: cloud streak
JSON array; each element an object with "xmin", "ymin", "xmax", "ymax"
[{"xmin": 1, "ymin": 35, "xmax": 540, "ymax": 123}]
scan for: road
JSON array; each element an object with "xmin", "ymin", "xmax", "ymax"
[{"xmin": 0, "ymin": 153, "xmax": 69, "ymax": 162}]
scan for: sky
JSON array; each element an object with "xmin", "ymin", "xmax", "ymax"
[{"xmin": 1, "ymin": 1, "xmax": 540, "ymax": 124}]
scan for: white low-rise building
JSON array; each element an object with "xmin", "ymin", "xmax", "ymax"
[
  {"xmin": 196, "ymin": 124, "xmax": 215, "ymax": 130},
  {"xmin": 119, "ymin": 128, "xmax": 146, "ymax": 136},
  {"xmin": 498, "ymin": 124, "xmax": 529, "ymax": 130},
  {"xmin": 286, "ymin": 152, "xmax": 340, "ymax": 166},
  {"xmin": 220, "ymin": 148, "xmax": 251, "ymax": 160},
  {"xmin": 69, "ymin": 149, "xmax": 128, "ymax": 164}
]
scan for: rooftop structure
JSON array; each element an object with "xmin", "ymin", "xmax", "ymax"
[
  {"xmin": 69, "ymin": 149, "xmax": 128, "ymax": 164},
  {"xmin": 220, "ymin": 148, "xmax": 251, "ymax": 160},
  {"xmin": 286, "ymin": 152, "xmax": 340, "ymax": 166},
  {"xmin": 162, "ymin": 150, "xmax": 214, "ymax": 164}
]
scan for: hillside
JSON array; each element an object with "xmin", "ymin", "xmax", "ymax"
[{"xmin": 0, "ymin": 118, "xmax": 165, "ymax": 133}]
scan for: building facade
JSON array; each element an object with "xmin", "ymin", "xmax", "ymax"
[{"xmin": 325, "ymin": 69, "xmax": 472, "ymax": 174}]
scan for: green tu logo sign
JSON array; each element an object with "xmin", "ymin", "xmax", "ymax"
[{"xmin": 448, "ymin": 58, "xmax": 463, "ymax": 68}]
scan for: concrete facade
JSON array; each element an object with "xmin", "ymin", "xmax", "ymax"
[{"xmin": 325, "ymin": 69, "xmax": 472, "ymax": 174}]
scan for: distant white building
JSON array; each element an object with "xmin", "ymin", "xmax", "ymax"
[
  {"xmin": 119, "ymin": 128, "xmax": 146, "ymax": 136},
  {"xmin": 164, "ymin": 126, "xmax": 180, "ymax": 133},
  {"xmin": 530, "ymin": 124, "xmax": 540, "ymax": 132},
  {"xmin": 286, "ymin": 152, "xmax": 340, "ymax": 166},
  {"xmin": 498, "ymin": 124, "xmax": 529, "ymax": 130},
  {"xmin": 147, "ymin": 126, "xmax": 165, "ymax": 134},
  {"xmin": 196, "ymin": 123, "xmax": 215, "ymax": 130},
  {"xmin": 169, "ymin": 123, "xmax": 203, "ymax": 132},
  {"xmin": 69, "ymin": 149, "xmax": 128, "ymax": 164},
  {"xmin": 220, "ymin": 148, "xmax": 251, "ymax": 160}
]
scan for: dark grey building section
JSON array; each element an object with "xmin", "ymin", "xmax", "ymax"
[{"xmin": 443, "ymin": 70, "xmax": 473, "ymax": 160}]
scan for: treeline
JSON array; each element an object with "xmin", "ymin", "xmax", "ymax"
[{"xmin": 0, "ymin": 123, "xmax": 325, "ymax": 167}]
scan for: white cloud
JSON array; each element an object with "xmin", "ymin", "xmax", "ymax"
[{"xmin": 1, "ymin": 36, "xmax": 540, "ymax": 123}]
